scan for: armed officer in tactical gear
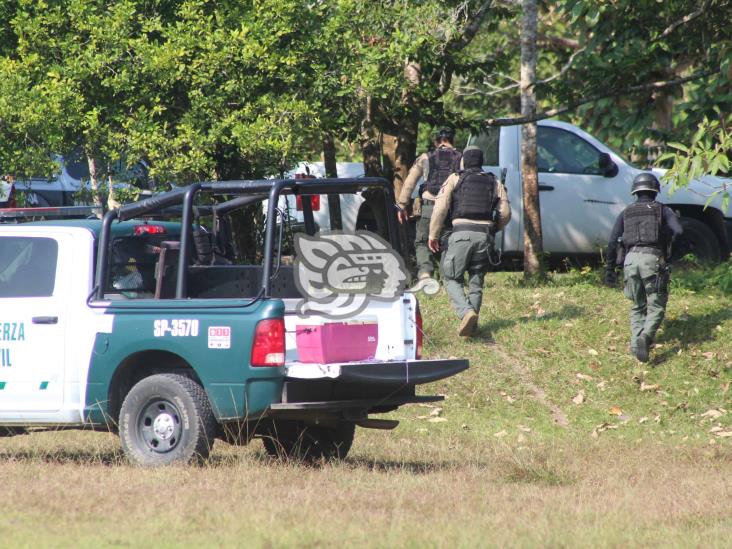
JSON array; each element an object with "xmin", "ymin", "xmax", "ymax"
[
  {"xmin": 605, "ymin": 172, "xmax": 683, "ymax": 363},
  {"xmin": 397, "ymin": 127, "xmax": 462, "ymax": 280},
  {"xmin": 428, "ymin": 146, "xmax": 511, "ymax": 336}
]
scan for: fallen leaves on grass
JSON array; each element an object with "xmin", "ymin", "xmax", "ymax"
[
  {"xmin": 609, "ymin": 406, "xmax": 623, "ymax": 416},
  {"xmin": 576, "ymin": 373, "xmax": 593, "ymax": 381},
  {"xmin": 591, "ymin": 422, "xmax": 619, "ymax": 438},
  {"xmin": 587, "ymin": 349, "xmax": 599, "ymax": 356},
  {"xmin": 640, "ymin": 383, "xmax": 660, "ymax": 392},
  {"xmin": 572, "ymin": 391, "xmax": 585, "ymax": 405},
  {"xmin": 701, "ymin": 409, "xmax": 726, "ymax": 419}
]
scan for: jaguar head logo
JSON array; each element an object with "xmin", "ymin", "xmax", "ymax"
[{"xmin": 293, "ymin": 231, "xmax": 408, "ymax": 318}]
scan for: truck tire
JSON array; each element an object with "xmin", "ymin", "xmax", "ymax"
[
  {"xmin": 119, "ymin": 373, "xmax": 216, "ymax": 466},
  {"xmin": 262, "ymin": 420, "xmax": 355, "ymax": 462},
  {"xmin": 672, "ymin": 217, "xmax": 721, "ymax": 264}
]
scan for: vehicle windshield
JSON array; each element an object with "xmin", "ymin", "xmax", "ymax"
[{"xmin": 605, "ymin": 143, "xmax": 642, "ymax": 170}]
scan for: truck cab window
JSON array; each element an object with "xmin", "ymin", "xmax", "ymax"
[
  {"xmin": 467, "ymin": 128, "xmax": 500, "ymax": 165},
  {"xmin": 537, "ymin": 127, "xmax": 603, "ymax": 175},
  {"xmin": 0, "ymin": 237, "xmax": 58, "ymax": 297}
]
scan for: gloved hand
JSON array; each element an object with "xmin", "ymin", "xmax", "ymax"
[{"xmin": 604, "ymin": 267, "xmax": 618, "ymax": 288}]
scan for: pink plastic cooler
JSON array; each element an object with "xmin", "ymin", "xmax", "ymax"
[{"xmin": 296, "ymin": 320, "xmax": 378, "ymax": 363}]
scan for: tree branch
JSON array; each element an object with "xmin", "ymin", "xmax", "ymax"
[
  {"xmin": 468, "ymin": 46, "xmax": 587, "ymax": 97},
  {"xmin": 537, "ymin": 33, "xmax": 580, "ymax": 51},
  {"xmin": 448, "ymin": 0, "xmax": 495, "ymax": 54},
  {"xmin": 653, "ymin": 0, "xmax": 710, "ymax": 42},
  {"xmin": 483, "ymin": 69, "xmax": 717, "ymax": 127}
]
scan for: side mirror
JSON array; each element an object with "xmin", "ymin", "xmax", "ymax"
[{"xmin": 599, "ymin": 153, "xmax": 618, "ymax": 178}]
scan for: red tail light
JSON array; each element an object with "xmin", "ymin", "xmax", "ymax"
[
  {"xmin": 295, "ymin": 195, "xmax": 321, "ymax": 212},
  {"xmin": 251, "ymin": 318, "xmax": 285, "ymax": 367},
  {"xmin": 415, "ymin": 302, "xmax": 423, "ymax": 359},
  {"xmin": 134, "ymin": 224, "xmax": 167, "ymax": 235}
]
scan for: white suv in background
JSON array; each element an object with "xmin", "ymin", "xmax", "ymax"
[{"xmin": 3, "ymin": 154, "xmax": 150, "ymax": 208}]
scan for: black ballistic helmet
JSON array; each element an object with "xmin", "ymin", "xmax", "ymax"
[
  {"xmin": 462, "ymin": 145, "xmax": 484, "ymax": 169},
  {"xmin": 631, "ymin": 172, "xmax": 661, "ymax": 195},
  {"xmin": 435, "ymin": 126, "xmax": 455, "ymax": 142}
]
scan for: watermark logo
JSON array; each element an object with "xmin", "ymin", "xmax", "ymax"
[{"xmin": 294, "ymin": 231, "xmax": 408, "ymax": 319}]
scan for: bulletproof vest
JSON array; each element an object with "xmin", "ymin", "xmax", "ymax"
[
  {"xmin": 451, "ymin": 170, "xmax": 497, "ymax": 221},
  {"xmin": 622, "ymin": 201, "xmax": 664, "ymax": 249},
  {"xmin": 423, "ymin": 147, "xmax": 462, "ymax": 195}
]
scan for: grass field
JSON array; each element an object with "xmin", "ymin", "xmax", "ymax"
[{"xmin": 3, "ymin": 269, "xmax": 732, "ymax": 547}]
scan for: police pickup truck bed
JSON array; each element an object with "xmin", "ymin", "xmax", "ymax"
[{"xmin": 0, "ymin": 178, "xmax": 467, "ymax": 465}]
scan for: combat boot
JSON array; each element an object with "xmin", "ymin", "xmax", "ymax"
[
  {"xmin": 458, "ymin": 310, "xmax": 478, "ymax": 337},
  {"xmin": 635, "ymin": 333, "xmax": 650, "ymax": 363}
]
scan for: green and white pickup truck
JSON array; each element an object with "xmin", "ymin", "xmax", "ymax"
[{"xmin": 0, "ymin": 177, "xmax": 467, "ymax": 465}]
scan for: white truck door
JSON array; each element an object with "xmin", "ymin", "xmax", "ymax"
[
  {"xmin": 534, "ymin": 126, "xmax": 627, "ymax": 253},
  {"xmin": 0, "ymin": 233, "xmax": 68, "ymax": 412}
]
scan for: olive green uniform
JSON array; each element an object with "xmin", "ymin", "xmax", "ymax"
[
  {"xmin": 623, "ymin": 250, "xmax": 670, "ymax": 353},
  {"xmin": 430, "ymin": 172, "xmax": 511, "ymax": 320},
  {"xmin": 606, "ymin": 195, "xmax": 683, "ymax": 357},
  {"xmin": 398, "ymin": 147, "xmax": 457, "ymax": 278}
]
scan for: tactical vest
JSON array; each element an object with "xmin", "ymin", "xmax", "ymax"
[
  {"xmin": 451, "ymin": 170, "xmax": 497, "ymax": 221},
  {"xmin": 622, "ymin": 201, "xmax": 664, "ymax": 249},
  {"xmin": 422, "ymin": 147, "xmax": 462, "ymax": 195}
]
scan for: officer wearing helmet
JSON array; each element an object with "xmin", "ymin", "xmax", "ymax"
[
  {"xmin": 605, "ymin": 172, "xmax": 683, "ymax": 362},
  {"xmin": 397, "ymin": 127, "xmax": 462, "ymax": 280},
  {"xmin": 428, "ymin": 146, "xmax": 511, "ymax": 336}
]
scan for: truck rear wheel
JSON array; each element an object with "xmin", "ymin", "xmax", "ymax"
[
  {"xmin": 672, "ymin": 217, "xmax": 721, "ymax": 264},
  {"xmin": 262, "ymin": 420, "xmax": 355, "ymax": 462},
  {"xmin": 119, "ymin": 373, "xmax": 216, "ymax": 466}
]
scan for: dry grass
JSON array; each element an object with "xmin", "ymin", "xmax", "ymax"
[
  {"xmin": 2, "ymin": 430, "xmax": 732, "ymax": 547},
  {"xmin": 2, "ymin": 271, "xmax": 732, "ymax": 547}
]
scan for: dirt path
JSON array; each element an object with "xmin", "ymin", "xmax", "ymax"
[{"xmin": 490, "ymin": 343, "xmax": 569, "ymax": 428}]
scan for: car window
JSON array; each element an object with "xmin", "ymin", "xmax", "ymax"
[
  {"xmin": 65, "ymin": 155, "xmax": 90, "ymax": 181},
  {"xmin": 537, "ymin": 127, "xmax": 603, "ymax": 175},
  {"xmin": 0, "ymin": 237, "xmax": 58, "ymax": 297},
  {"xmin": 467, "ymin": 128, "xmax": 500, "ymax": 166},
  {"xmin": 107, "ymin": 233, "xmax": 180, "ymax": 297}
]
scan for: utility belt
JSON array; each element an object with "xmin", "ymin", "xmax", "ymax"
[
  {"xmin": 452, "ymin": 223, "xmax": 494, "ymax": 235},
  {"xmin": 628, "ymin": 245, "xmax": 663, "ymax": 257}
]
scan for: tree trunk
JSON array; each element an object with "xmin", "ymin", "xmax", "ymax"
[
  {"xmin": 107, "ymin": 174, "xmax": 121, "ymax": 211},
  {"xmin": 520, "ymin": 0, "xmax": 544, "ymax": 278},
  {"xmin": 322, "ymin": 132, "xmax": 342, "ymax": 230},
  {"xmin": 86, "ymin": 154, "xmax": 105, "ymax": 218},
  {"xmin": 360, "ymin": 96, "xmax": 383, "ymax": 177},
  {"xmin": 361, "ymin": 127, "xmax": 383, "ymax": 177},
  {"xmin": 322, "ymin": 132, "xmax": 338, "ymax": 178},
  {"xmin": 381, "ymin": 117, "xmax": 418, "ymax": 201}
]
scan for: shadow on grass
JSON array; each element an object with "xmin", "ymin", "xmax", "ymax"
[
  {"xmin": 344, "ymin": 456, "xmax": 491, "ymax": 474},
  {"xmin": 0, "ymin": 448, "xmax": 125, "ymax": 465},
  {"xmin": 661, "ymin": 307, "xmax": 732, "ymax": 348}
]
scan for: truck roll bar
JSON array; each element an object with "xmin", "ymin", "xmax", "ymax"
[{"xmin": 94, "ymin": 177, "xmax": 399, "ymax": 301}]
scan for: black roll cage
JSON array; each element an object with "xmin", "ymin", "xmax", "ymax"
[{"xmin": 94, "ymin": 177, "xmax": 400, "ymax": 301}]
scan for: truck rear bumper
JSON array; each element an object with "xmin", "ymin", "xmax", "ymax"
[
  {"xmin": 271, "ymin": 358, "xmax": 468, "ymax": 415},
  {"xmin": 284, "ymin": 358, "xmax": 468, "ymax": 385}
]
